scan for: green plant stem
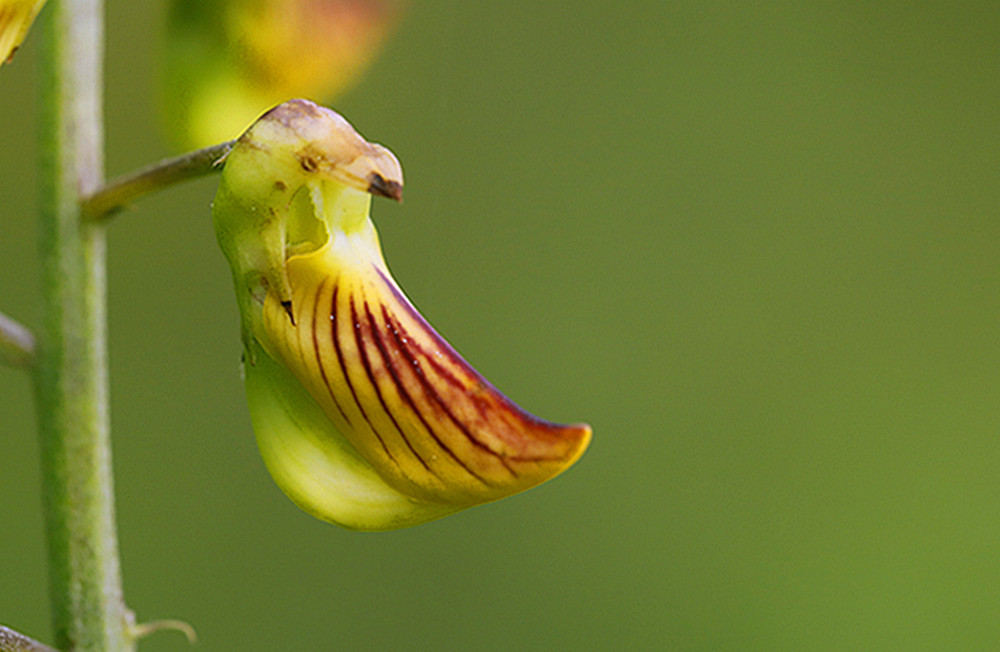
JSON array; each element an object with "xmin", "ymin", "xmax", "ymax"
[
  {"xmin": 0, "ymin": 310, "xmax": 35, "ymax": 368},
  {"xmin": 35, "ymin": 0, "xmax": 133, "ymax": 650},
  {"xmin": 83, "ymin": 140, "xmax": 233, "ymax": 221}
]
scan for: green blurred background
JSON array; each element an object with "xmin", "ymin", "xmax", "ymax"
[{"xmin": 3, "ymin": 2, "xmax": 1000, "ymax": 649}]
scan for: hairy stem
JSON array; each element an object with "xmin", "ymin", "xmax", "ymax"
[
  {"xmin": 83, "ymin": 140, "xmax": 233, "ymax": 221},
  {"xmin": 35, "ymin": 0, "xmax": 133, "ymax": 650}
]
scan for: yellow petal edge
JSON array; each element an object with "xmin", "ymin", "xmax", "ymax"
[
  {"xmin": 0, "ymin": 0, "xmax": 47, "ymax": 63},
  {"xmin": 214, "ymin": 99, "xmax": 591, "ymax": 530}
]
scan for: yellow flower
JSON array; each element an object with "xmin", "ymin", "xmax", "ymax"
[
  {"xmin": 0, "ymin": 0, "xmax": 46, "ymax": 64},
  {"xmin": 165, "ymin": 0, "xmax": 402, "ymax": 148},
  {"xmin": 214, "ymin": 100, "xmax": 591, "ymax": 530}
]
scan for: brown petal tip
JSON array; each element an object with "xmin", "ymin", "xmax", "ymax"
[{"xmin": 368, "ymin": 172, "xmax": 403, "ymax": 202}]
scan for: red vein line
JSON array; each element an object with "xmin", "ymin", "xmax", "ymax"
[
  {"xmin": 362, "ymin": 297, "xmax": 488, "ymax": 484},
  {"xmin": 352, "ymin": 293, "xmax": 436, "ymax": 476},
  {"xmin": 375, "ymin": 266, "xmax": 578, "ymax": 434},
  {"xmin": 330, "ymin": 280, "xmax": 397, "ymax": 466},
  {"xmin": 309, "ymin": 274, "xmax": 353, "ymax": 427},
  {"xmin": 381, "ymin": 304, "xmax": 518, "ymax": 478},
  {"xmin": 391, "ymin": 318, "xmax": 581, "ymax": 464}
]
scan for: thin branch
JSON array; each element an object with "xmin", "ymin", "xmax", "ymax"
[
  {"xmin": 0, "ymin": 311, "xmax": 35, "ymax": 368},
  {"xmin": 0, "ymin": 625, "xmax": 58, "ymax": 652},
  {"xmin": 82, "ymin": 140, "xmax": 233, "ymax": 221}
]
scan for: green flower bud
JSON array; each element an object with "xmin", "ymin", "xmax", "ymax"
[{"xmin": 214, "ymin": 99, "xmax": 591, "ymax": 530}]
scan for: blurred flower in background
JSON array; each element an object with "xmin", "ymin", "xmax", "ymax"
[
  {"xmin": 0, "ymin": 0, "xmax": 47, "ymax": 64},
  {"xmin": 163, "ymin": 0, "xmax": 403, "ymax": 148}
]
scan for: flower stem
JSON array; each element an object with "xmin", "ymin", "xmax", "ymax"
[
  {"xmin": 35, "ymin": 0, "xmax": 133, "ymax": 650},
  {"xmin": 82, "ymin": 140, "xmax": 233, "ymax": 221}
]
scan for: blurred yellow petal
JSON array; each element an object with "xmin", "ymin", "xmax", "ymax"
[
  {"xmin": 233, "ymin": 0, "xmax": 395, "ymax": 97},
  {"xmin": 0, "ymin": 0, "xmax": 46, "ymax": 63},
  {"xmin": 214, "ymin": 100, "xmax": 591, "ymax": 529},
  {"xmin": 165, "ymin": 0, "xmax": 402, "ymax": 148}
]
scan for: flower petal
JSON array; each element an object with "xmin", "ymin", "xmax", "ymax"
[
  {"xmin": 214, "ymin": 99, "xmax": 591, "ymax": 529},
  {"xmin": 0, "ymin": 0, "xmax": 47, "ymax": 64},
  {"xmin": 261, "ymin": 232, "xmax": 592, "ymax": 507}
]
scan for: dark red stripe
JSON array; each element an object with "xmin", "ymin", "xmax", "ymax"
[
  {"xmin": 384, "ymin": 310, "xmax": 577, "ymax": 466},
  {"xmin": 352, "ymin": 293, "xmax": 436, "ymax": 476},
  {"xmin": 375, "ymin": 265, "xmax": 580, "ymax": 435},
  {"xmin": 380, "ymin": 304, "xmax": 518, "ymax": 478},
  {"xmin": 374, "ymin": 267, "xmax": 474, "ymax": 385},
  {"xmin": 362, "ymin": 297, "xmax": 487, "ymax": 484},
  {"xmin": 330, "ymin": 280, "xmax": 396, "ymax": 466},
  {"xmin": 310, "ymin": 275, "xmax": 352, "ymax": 427},
  {"xmin": 375, "ymin": 266, "xmax": 520, "ymax": 419},
  {"xmin": 379, "ymin": 306, "xmax": 468, "ymax": 393}
]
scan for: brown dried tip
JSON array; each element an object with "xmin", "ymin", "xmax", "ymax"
[{"xmin": 368, "ymin": 172, "xmax": 403, "ymax": 202}]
